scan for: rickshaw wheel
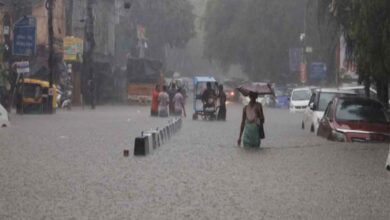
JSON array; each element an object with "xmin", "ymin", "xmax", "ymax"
[{"xmin": 192, "ymin": 113, "xmax": 198, "ymax": 120}]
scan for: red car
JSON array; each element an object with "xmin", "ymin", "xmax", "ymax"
[{"xmin": 317, "ymin": 96, "xmax": 390, "ymax": 143}]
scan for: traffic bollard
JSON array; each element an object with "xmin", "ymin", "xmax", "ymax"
[
  {"xmin": 159, "ymin": 129, "xmax": 164, "ymax": 145},
  {"xmin": 148, "ymin": 130, "xmax": 159, "ymax": 149}
]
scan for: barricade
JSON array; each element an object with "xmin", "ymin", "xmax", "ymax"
[
  {"xmin": 159, "ymin": 129, "xmax": 165, "ymax": 144},
  {"xmin": 134, "ymin": 135, "xmax": 150, "ymax": 156},
  {"xmin": 164, "ymin": 126, "xmax": 170, "ymax": 140},
  {"xmin": 144, "ymin": 130, "xmax": 159, "ymax": 150},
  {"xmin": 131, "ymin": 118, "xmax": 182, "ymax": 157}
]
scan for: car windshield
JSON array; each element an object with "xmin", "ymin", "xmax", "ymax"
[
  {"xmin": 336, "ymin": 99, "xmax": 388, "ymax": 123},
  {"xmin": 318, "ymin": 92, "xmax": 355, "ymax": 111},
  {"xmin": 291, "ymin": 90, "xmax": 311, "ymax": 101},
  {"xmin": 318, "ymin": 93, "xmax": 338, "ymax": 111}
]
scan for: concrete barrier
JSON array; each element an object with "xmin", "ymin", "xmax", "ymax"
[
  {"xmin": 164, "ymin": 126, "xmax": 170, "ymax": 140},
  {"xmin": 132, "ymin": 118, "xmax": 183, "ymax": 157},
  {"xmin": 155, "ymin": 129, "xmax": 161, "ymax": 147},
  {"xmin": 143, "ymin": 130, "xmax": 158, "ymax": 150},
  {"xmin": 159, "ymin": 129, "xmax": 165, "ymax": 145},
  {"xmin": 134, "ymin": 135, "xmax": 150, "ymax": 156},
  {"xmin": 169, "ymin": 123, "xmax": 174, "ymax": 135}
]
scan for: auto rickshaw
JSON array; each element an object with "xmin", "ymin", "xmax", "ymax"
[
  {"xmin": 16, "ymin": 78, "xmax": 57, "ymax": 114},
  {"xmin": 192, "ymin": 76, "xmax": 218, "ymax": 120}
]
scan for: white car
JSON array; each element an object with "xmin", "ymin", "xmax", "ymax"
[
  {"xmin": 0, "ymin": 104, "xmax": 10, "ymax": 128},
  {"xmin": 302, "ymin": 88, "xmax": 356, "ymax": 134},
  {"xmin": 340, "ymin": 85, "xmax": 377, "ymax": 98},
  {"xmin": 289, "ymin": 87, "xmax": 312, "ymax": 113}
]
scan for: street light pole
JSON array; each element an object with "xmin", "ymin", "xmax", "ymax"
[{"xmin": 46, "ymin": 0, "xmax": 55, "ymax": 113}]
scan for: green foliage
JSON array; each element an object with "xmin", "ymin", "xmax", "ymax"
[
  {"xmin": 319, "ymin": 0, "xmax": 390, "ymax": 107},
  {"xmin": 203, "ymin": 0, "xmax": 337, "ymax": 82},
  {"xmin": 121, "ymin": 0, "xmax": 196, "ymax": 61}
]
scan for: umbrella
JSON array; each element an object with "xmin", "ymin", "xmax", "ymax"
[{"xmin": 237, "ymin": 82, "xmax": 274, "ymax": 96}]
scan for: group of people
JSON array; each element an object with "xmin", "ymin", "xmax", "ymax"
[
  {"xmin": 151, "ymin": 83, "xmax": 186, "ymax": 118},
  {"xmin": 201, "ymin": 82, "xmax": 227, "ymax": 121},
  {"xmin": 151, "ymin": 80, "xmax": 266, "ymax": 148}
]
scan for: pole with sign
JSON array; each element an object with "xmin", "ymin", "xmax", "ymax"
[
  {"xmin": 47, "ymin": 0, "xmax": 55, "ymax": 114},
  {"xmin": 12, "ymin": 16, "xmax": 36, "ymax": 56}
]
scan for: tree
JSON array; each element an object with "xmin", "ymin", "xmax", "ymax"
[
  {"xmin": 117, "ymin": 0, "xmax": 196, "ymax": 64},
  {"xmin": 319, "ymin": 0, "xmax": 390, "ymax": 108},
  {"xmin": 203, "ymin": 0, "xmax": 338, "ymax": 83}
]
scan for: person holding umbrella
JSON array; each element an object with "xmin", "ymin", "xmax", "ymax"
[{"xmin": 237, "ymin": 83, "xmax": 272, "ymax": 148}]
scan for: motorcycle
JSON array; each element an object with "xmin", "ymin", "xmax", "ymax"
[{"xmin": 56, "ymin": 88, "xmax": 72, "ymax": 110}]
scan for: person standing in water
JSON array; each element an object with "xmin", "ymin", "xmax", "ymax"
[
  {"xmin": 150, "ymin": 84, "xmax": 160, "ymax": 116},
  {"xmin": 237, "ymin": 92, "xmax": 265, "ymax": 148},
  {"xmin": 217, "ymin": 84, "xmax": 227, "ymax": 120},
  {"xmin": 158, "ymin": 85, "xmax": 169, "ymax": 117},
  {"xmin": 173, "ymin": 87, "xmax": 186, "ymax": 117}
]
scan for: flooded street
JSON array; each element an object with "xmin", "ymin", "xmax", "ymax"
[{"xmin": 1, "ymin": 104, "xmax": 389, "ymax": 219}]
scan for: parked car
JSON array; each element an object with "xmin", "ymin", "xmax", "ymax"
[
  {"xmin": 302, "ymin": 88, "xmax": 356, "ymax": 134},
  {"xmin": 0, "ymin": 104, "xmax": 9, "ymax": 128},
  {"xmin": 273, "ymin": 87, "xmax": 290, "ymax": 108},
  {"xmin": 340, "ymin": 85, "xmax": 377, "ymax": 99},
  {"xmin": 317, "ymin": 97, "xmax": 390, "ymax": 142},
  {"xmin": 289, "ymin": 87, "xmax": 312, "ymax": 113}
]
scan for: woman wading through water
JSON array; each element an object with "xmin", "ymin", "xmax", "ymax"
[{"xmin": 237, "ymin": 92, "xmax": 265, "ymax": 148}]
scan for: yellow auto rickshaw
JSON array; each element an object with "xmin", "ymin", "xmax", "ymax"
[{"xmin": 16, "ymin": 78, "xmax": 57, "ymax": 114}]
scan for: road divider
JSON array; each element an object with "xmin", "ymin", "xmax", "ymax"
[{"xmin": 131, "ymin": 117, "xmax": 183, "ymax": 156}]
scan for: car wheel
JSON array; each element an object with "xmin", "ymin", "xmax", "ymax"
[
  {"xmin": 301, "ymin": 121, "xmax": 304, "ymax": 130},
  {"xmin": 310, "ymin": 124, "xmax": 314, "ymax": 132}
]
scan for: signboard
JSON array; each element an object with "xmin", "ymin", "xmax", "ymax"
[
  {"xmin": 15, "ymin": 61, "xmax": 30, "ymax": 75},
  {"xmin": 12, "ymin": 16, "xmax": 37, "ymax": 56},
  {"xmin": 63, "ymin": 37, "xmax": 84, "ymax": 62},
  {"xmin": 289, "ymin": 48, "xmax": 302, "ymax": 72},
  {"xmin": 309, "ymin": 62, "xmax": 327, "ymax": 81}
]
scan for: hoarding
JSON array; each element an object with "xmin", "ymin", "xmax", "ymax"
[
  {"xmin": 63, "ymin": 37, "xmax": 83, "ymax": 62},
  {"xmin": 13, "ymin": 16, "xmax": 36, "ymax": 56}
]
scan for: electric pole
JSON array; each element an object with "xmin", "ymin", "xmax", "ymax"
[
  {"xmin": 46, "ymin": 0, "xmax": 55, "ymax": 113},
  {"xmin": 83, "ymin": 0, "xmax": 96, "ymax": 109}
]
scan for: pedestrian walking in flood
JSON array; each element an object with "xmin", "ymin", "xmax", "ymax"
[
  {"xmin": 151, "ymin": 84, "xmax": 160, "ymax": 116},
  {"xmin": 217, "ymin": 84, "xmax": 227, "ymax": 121},
  {"xmin": 237, "ymin": 92, "xmax": 265, "ymax": 148},
  {"xmin": 158, "ymin": 85, "xmax": 169, "ymax": 117},
  {"xmin": 168, "ymin": 83, "xmax": 176, "ymax": 116},
  {"xmin": 173, "ymin": 87, "xmax": 186, "ymax": 117}
]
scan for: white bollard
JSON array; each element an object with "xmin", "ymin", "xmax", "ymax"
[{"xmin": 141, "ymin": 132, "xmax": 153, "ymax": 152}]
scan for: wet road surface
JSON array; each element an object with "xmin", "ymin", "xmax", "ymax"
[{"xmin": 1, "ymin": 103, "xmax": 389, "ymax": 219}]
